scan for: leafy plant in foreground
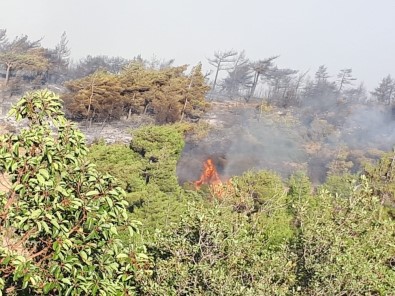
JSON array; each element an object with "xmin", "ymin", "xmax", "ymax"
[{"xmin": 0, "ymin": 90, "xmax": 146, "ymax": 295}]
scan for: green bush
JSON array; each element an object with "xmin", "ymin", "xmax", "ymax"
[
  {"xmin": 321, "ymin": 173, "xmax": 354, "ymax": 198},
  {"xmin": 294, "ymin": 176, "xmax": 395, "ymax": 294},
  {"xmin": 0, "ymin": 90, "xmax": 146, "ymax": 295},
  {"xmin": 89, "ymin": 123, "xmax": 191, "ymax": 234},
  {"xmin": 227, "ymin": 170, "xmax": 294, "ymax": 248},
  {"xmin": 288, "ymin": 171, "xmax": 312, "ymax": 200},
  {"xmin": 139, "ymin": 202, "xmax": 296, "ymax": 295}
]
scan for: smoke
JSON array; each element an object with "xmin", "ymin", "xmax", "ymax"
[
  {"xmin": 340, "ymin": 104, "xmax": 395, "ymax": 151},
  {"xmin": 177, "ymin": 98, "xmax": 395, "ymax": 185},
  {"xmin": 177, "ymin": 106, "xmax": 308, "ymax": 183}
]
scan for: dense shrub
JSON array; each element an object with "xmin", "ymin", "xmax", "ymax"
[
  {"xmin": 139, "ymin": 202, "xmax": 297, "ymax": 295},
  {"xmin": 0, "ymin": 90, "xmax": 146, "ymax": 295},
  {"xmin": 89, "ymin": 124, "xmax": 192, "ymax": 233},
  {"xmin": 293, "ymin": 176, "xmax": 395, "ymax": 294}
]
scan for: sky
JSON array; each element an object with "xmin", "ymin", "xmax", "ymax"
[{"xmin": 1, "ymin": 0, "xmax": 394, "ymax": 90}]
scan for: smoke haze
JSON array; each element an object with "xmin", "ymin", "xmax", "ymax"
[{"xmin": 177, "ymin": 100, "xmax": 395, "ymax": 184}]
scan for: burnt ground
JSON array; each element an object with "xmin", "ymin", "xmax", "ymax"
[
  {"xmin": 1, "ymin": 95, "xmax": 394, "ymax": 185},
  {"xmin": 177, "ymin": 101, "xmax": 311, "ymax": 184},
  {"xmin": 177, "ymin": 100, "xmax": 395, "ymax": 185}
]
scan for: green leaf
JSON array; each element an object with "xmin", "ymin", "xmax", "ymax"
[
  {"xmin": 86, "ymin": 190, "xmax": 100, "ymax": 197},
  {"xmin": 50, "ymin": 219, "xmax": 60, "ymax": 229},
  {"xmin": 38, "ymin": 168, "xmax": 49, "ymax": 180},
  {"xmin": 30, "ymin": 209, "xmax": 42, "ymax": 219},
  {"xmin": 61, "ymin": 278, "xmax": 72, "ymax": 285},
  {"xmin": 14, "ymin": 183, "xmax": 25, "ymax": 192},
  {"xmin": 105, "ymin": 196, "xmax": 113, "ymax": 207},
  {"xmin": 116, "ymin": 253, "xmax": 128, "ymax": 260},
  {"xmin": 64, "ymin": 284, "xmax": 73, "ymax": 296},
  {"xmin": 43, "ymin": 282, "xmax": 54, "ymax": 294},
  {"xmin": 80, "ymin": 250, "xmax": 88, "ymax": 261},
  {"xmin": 37, "ymin": 174, "xmax": 45, "ymax": 185}
]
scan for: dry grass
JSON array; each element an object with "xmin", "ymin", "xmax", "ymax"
[
  {"xmin": 0, "ymin": 173, "xmax": 11, "ymax": 193},
  {"xmin": 303, "ymin": 142, "xmax": 322, "ymax": 155}
]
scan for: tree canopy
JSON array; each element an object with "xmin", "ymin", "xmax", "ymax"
[{"xmin": 64, "ymin": 62, "xmax": 210, "ymax": 123}]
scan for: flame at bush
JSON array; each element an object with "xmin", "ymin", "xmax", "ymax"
[{"xmin": 194, "ymin": 158, "xmax": 233, "ymax": 198}]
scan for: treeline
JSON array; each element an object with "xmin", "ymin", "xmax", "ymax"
[
  {"xmin": 0, "ymin": 29, "xmax": 69, "ymax": 91},
  {"xmin": 2, "ymin": 28, "xmax": 395, "ymax": 120},
  {"xmin": 0, "ymin": 29, "xmax": 210, "ymax": 123},
  {"xmin": 207, "ymin": 49, "xmax": 395, "ymax": 108}
]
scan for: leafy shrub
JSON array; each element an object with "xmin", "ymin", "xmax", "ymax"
[
  {"xmin": 321, "ymin": 173, "xmax": 354, "ymax": 198},
  {"xmin": 288, "ymin": 171, "xmax": 312, "ymax": 200},
  {"xmin": 89, "ymin": 123, "xmax": 192, "ymax": 233},
  {"xmin": 139, "ymin": 202, "xmax": 296, "ymax": 295},
  {"xmin": 294, "ymin": 176, "xmax": 395, "ymax": 294},
  {"xmin": 227, "ymin": 170, "xmax": 294, "ymax": 248},
  {"xmin": 0, "ymin": 90, "xmax": 146, "ymax": 295}
]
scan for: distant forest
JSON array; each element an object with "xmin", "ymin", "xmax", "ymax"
[{"xmin": 1, "ymin": 29, "xmax": 395, "ymax": 121}]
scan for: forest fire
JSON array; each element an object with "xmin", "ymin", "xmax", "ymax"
[{"xmin": 194, "ymin": 158, "xmax": 232, "ymax": 198}]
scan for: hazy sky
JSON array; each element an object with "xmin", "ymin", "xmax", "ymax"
[{"xmin": 1, "ymin": 0, "xmax": 394, "ymax": 89}]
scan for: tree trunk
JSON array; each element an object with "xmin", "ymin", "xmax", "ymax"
[
  {"xmin": 180, "ymin": 98, "xmax": 188, "ymax": 122},
  {"xmin": 86, "ymin": 76, "xmax": 95, "ymax": 127},
  {"xmin": 180, "ymin": 70, "xmax": 195, "ymax": 122},
  {"xmin": 249, "ymin": 72, "xmax": 260, "ymax": 99},
  {"xmin": 128, "ymin": 106, "xmax": 132, "ymax": 120},
  {"xmin": 338, "ymin": 76, "xmax": 345, "ymax": 93},
  {"xmin": 212, "ymin": 63, "xmax": 221, "ymax": 92},
  {"xmin": 5, "ymin": 64, "xmax": 11, "ymax": 86},
  {"xmin": 388, "ymin": 87, "xmax": 394, "ymax": 105},
  {"xmin": 144, "ymin": 103, "xmax": 150, "ymax": 114}
]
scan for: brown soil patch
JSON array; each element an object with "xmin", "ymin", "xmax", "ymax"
[{"xmin": 0, "ymin": 173, "xmax": 11, "ymax": 193}]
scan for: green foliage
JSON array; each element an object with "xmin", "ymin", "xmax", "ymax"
[
  {"xmin": 231, "ymin": 170, "xmax": 285, "ymax": 213},
  {"xmin": 0, "ymin": 90, "xmax": 146, "ymax": 295},
  {"xmin": 293, "ymin": 176, "xmax": 395, "ymax": 295},
  {"xmin": 89, "ymin": 124, "xmax": 191, "ymax": 233},
  {"xmin": 364, "ymin": 151, "xmax": 395, "ymax": 209},
  {"xmin": 139, "ymin": 202, "xmax": 296, "ymax": 295},
  {"xmin": 88, "ymin": 143, "xmax": 146, "ymax": 197},
  {"xmin": 230, "ymin": 170, "xmax": 294, "ymax": 248},
  {"xmin": 129, "ymin": 124, "xmax": 185, "ymax": 193},
  {"xmin": 288, "ymin": 171, "xmax": 312, "ymax": 200},
  {"xmin": 321, "ymin": 173, "xmax": 354, "ymax": 198}
]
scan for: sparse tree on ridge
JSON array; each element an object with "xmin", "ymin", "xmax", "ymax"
[
  {"xmin": 291, "ymin": 70, "xmax": 309, "ymax": 105},
  {"xmin": 336, "ymin": 68, "xmax": 356, "ymax": 93},
  {"xmin": 221, "ymin": 50, "xmax": 253, "ymax": 97},
  {"xmin": 248, "ymin": 55, "xmax": 279, "ymax": 100},
  {"xmin": 371, "ymin": 75, "xmax": 395, "ymax": 105},
  {"xmin": 314, "ymin": 65, "xmax": 330, "ymax": 83},
  {"xmin": 343, "ymin": 82, "xmax": 367, "ymax": 102},
  {"xmin": 266, "ymin": 67, "xmax": 298, "ymax": 106},
  {"xmin": 0, "ymin": 34, "xmax": 48, "ymax": 86},
  {"xmin": 207, "ymin": 50, "xmax": 238, "ymax": 91},
  {"xmin": 312, "ymin": 65, "xmax": 337, "ymax": 98},
  {"xmin": 70, "ymin": 55, "xmax": 130, "ymax": 79},
  {"xmin": 46, "ymin": 31, "xmax": 71, "ymax": 83}
]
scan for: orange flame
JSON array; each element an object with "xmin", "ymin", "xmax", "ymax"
[
  {"xmin": 194, "ymin": 159, "xmax": 222, "ymax": 189},
  {"xmin": 194, "ymin": 159, "xmax": 232, "ymax": 198}
]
